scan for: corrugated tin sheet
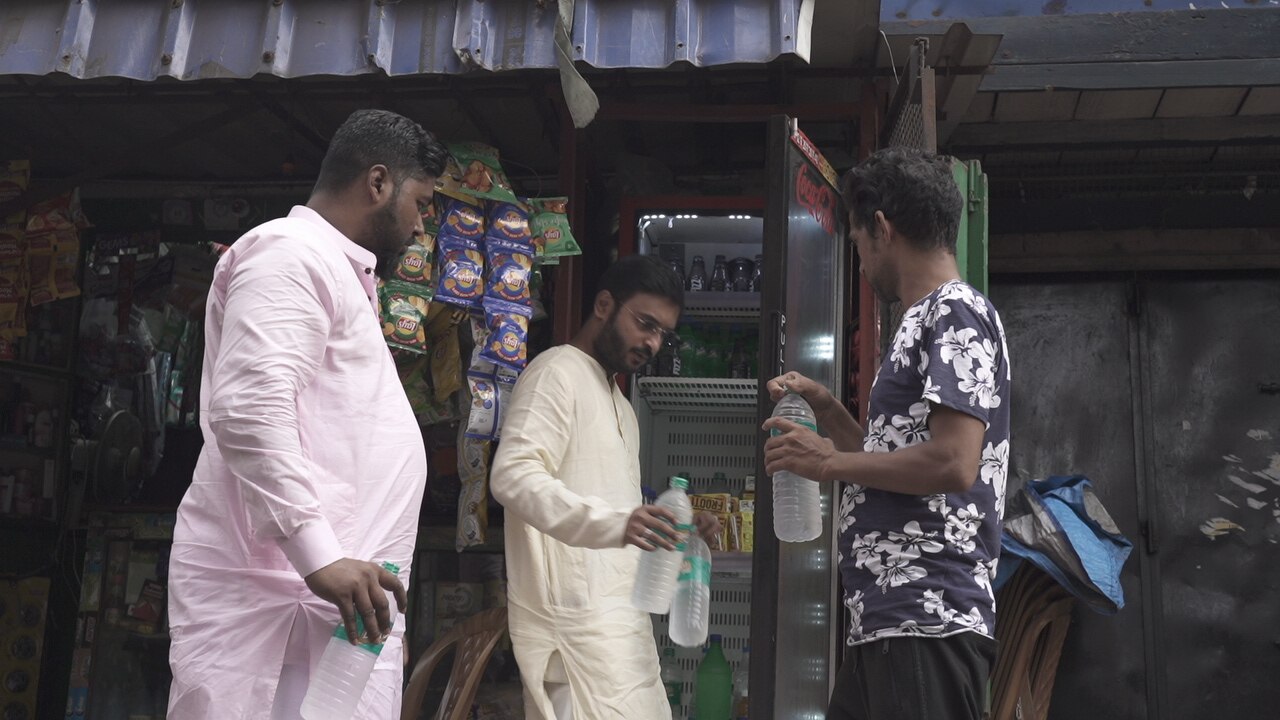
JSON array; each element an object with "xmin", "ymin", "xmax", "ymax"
[
  {"xmin": 882, "ymin": 0, "xmax": 1265, "ymax": 21},
  {"xmin": 0, "ymin": 0, "xmax": 808, "ymax": 81}
]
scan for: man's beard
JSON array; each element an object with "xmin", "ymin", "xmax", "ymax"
[
  {"xmin": 593, "ymin": 309, "xmax": 650, "ymax": 376},
  {"xmin": 371, "ymin": 202, "xmax": 405, "ymax": 282}
]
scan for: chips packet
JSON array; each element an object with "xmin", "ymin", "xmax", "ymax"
[
  {"xmin": 485, "ymin": 238, "xmax": 534, "ymax": 305},
  {"xmin": 449, "ymin": 142, "xmax": 520, "ymax": 205},
  {"xmin": 378, "ymin": 282, "xmax": 432, "ymax": 355},
  {"xmin": 479, "ymin": 298, "xmax": 532, "ymax": 371},
  {"xmin": 529, "ymin": 197, "xmax": 581, "ymax": 259},
  {"xmin": 435, "ymin": 236, "xmax": 485, "ymax": 309}
]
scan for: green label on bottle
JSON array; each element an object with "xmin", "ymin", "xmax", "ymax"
[
  {"xmin": 770, "ymin": 418, "xmax": 817, "ymax": 437},
  {"xmin": 333, "ymin": 615, "xmax": 384, "ymax": 654},
  {"xmin": 665, "ymin": 680, "xmax": 682, "ymax": 707},
  {"xmin": 677, "ymin": 555, "xmax": 712, "ymax": 585},
  {"xmin": 665, "ymin": 522, "xmax": 694, "ymax": 552}
]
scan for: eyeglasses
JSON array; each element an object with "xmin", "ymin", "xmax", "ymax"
[{"xmin": 622, "ymin": 305, "xmax": 681, "ymax": 347}]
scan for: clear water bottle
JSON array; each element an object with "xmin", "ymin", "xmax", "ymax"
[
  {"xmin": 669, "ymin": 535, "xmax": 711, "ymax": 648},
  {"xmin": 660, "ymin": 647, "xmax": 684, "ymax": 716},
  {"xmin": 631, "ymin": 477, "xmax": 694, "ymax": 614},
  {"xmin": 300, "ymin": 562, "xmax": 400, "ymax": 720},
  {"xmin": 731, "ymin": 645, "xmax": 750, "ymax": 719},
  {"xmin": 770, "ymin": 392, "xmax": 823, "ymax": 542},
  {"xmin": 695, "ymin": 635, "xmax": 732, "ymax": 720}
]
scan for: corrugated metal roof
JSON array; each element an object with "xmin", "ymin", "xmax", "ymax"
[{"xmin": 0, "ymin": 0, "xmax": 809, "ymax": 81}]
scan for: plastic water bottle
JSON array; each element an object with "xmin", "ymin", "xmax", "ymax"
[
  {"xmin": 669, "ymin": 535, "xmax": 711, "ymax": 647},
  {"xmin": 660, "ymin": 647, "xmax": 684, "ymax": 716},
  {"xmin": 731, "ymin": 645, "xmax": 750, "ymax": 719},
  {"xmin": 695, "ymin": 635, "xmax": 732, "ymax": 720},
  {"xmin": 631, "ymin": 477, "xmax": 694, "ymax": 614},
  {"xmin": 300, "ymin": 562, "xmax": 400, "ymax": 720},
  {"xmin": 770, "ymin": 391, "xmax": 822, "ymax": 542}
]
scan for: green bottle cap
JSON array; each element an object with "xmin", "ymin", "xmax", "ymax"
[{"xmin": 671, "ymin": 476, "xmax": 689, "ymax": 490}]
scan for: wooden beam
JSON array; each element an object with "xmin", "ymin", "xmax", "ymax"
[
  {"xmin": 982, "ymin": 58, "xmax": 1280, "ymax": 92},
  {"xmin": 990, "ymin": 227, "xmax": 1280, "ymax": 273},
  {"xmin": 595, "ymin": 103, "xmax": 860, "ymax": 123},
  {"xmin": 947, "ymin": 114, "xmax": 1280, "ymax": 152}
]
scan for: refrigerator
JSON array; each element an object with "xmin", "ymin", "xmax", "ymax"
[{"xmin": 625, "ymin": 115, "xmax": 849, "ymax": 719}]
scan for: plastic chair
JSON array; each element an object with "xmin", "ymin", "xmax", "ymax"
[
  {"xmin": 990, "ymin": 564, "xmax": 1075, "ymax": 720},
  {"xmin": 401, "ymin": 606, "xmax": 509, "ymax": 720}
]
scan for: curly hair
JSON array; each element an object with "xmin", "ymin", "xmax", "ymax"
[
  {"xmin": 840, "ymin": 147, "xmax": 963, "ymax": 253},
  {"xmin": 314, "ymin": 109, "xmax": 449, "ymax": 193}
]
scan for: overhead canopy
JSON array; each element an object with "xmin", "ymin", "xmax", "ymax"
[{"xmin": 0, "ymin": 0, "xmax": 811, "ymax": 80}]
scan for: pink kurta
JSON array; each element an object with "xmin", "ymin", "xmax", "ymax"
[{"xmin": 167, "ymin": 206, "xmax": 427, "ymax": 719}]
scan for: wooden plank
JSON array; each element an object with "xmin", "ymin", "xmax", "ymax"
[
  {"xmin": 1239, "ymin": 87, "xmax": 1280, "ymax": 117},
  {"xmin": 981, "ymin": 58, "xmax": 1280, "ymax": 92},
  {"xmin": 1154, "ymin": 87, "xmax": 1248, "ymax": 119},
  {"xmin": 946, "ymin": 114, "xmax": 1280, "ymax": 151},
  {"xmin": 990, "ymin": 227, "xmax": 1280, "ymax": 273},
  {"xmin": 880, "ymin": 10, "xmax": 1280, "ymax": 64},
  {"xmin": 992, "ymin": 90, "xmax": 1079, "ymax": 123},
  {"xmin": 1073, "ymin": 89, "xmax": 1163, "ymax": 121}
]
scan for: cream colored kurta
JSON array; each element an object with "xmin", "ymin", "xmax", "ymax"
[{"xmin": 491, "ymin": 345, "xmax": 669, "ymax": 719}]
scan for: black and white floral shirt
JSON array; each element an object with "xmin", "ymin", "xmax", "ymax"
[{"xmin": 839, "ymin": 279, "xmax": 1011, "ymax": 646}]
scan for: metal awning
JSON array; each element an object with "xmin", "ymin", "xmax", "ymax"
[{"xmin": 0, "ymin": 0, "xmax": 811, "ymax": 81}]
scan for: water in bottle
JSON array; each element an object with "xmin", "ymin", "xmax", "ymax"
[
  {"xmin": 669, "ymin": 535, "xmax": 711, "ymax": 647},
  {"xmin": 695, "ymin": 635, "xmax": 732, "ymax": 720},
  {"xmin": 731, "ymin": 645, "xmax": 750, "ymax": 719},
  {"xmin": 660, "ymin": 647, "xmax": 684, "ymax": 716},
  {"xmin": 300, "ymin": 562, "xmax": 400, "ymax": 720},
  {"xmin": 631, "ymin": 477, "xmax": 694, "ymax": 614},
  {"xmin": 770, "ymin": 391, "xmax": 823, "ymax": 542}
]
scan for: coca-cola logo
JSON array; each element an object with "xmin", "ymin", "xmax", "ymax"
[{"xmin": 795, "ymin": 164, "xmax": 838, "ymax": 235}]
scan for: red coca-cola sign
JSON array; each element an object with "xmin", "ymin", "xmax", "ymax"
[{"xmin": 795, "ymin": 163, "xmax": 838, "ymax": 235}]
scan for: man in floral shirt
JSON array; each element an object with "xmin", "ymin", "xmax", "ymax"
[{"xmin": 763, "ymin": 147, "xmax": 1010, "ymax": 720}]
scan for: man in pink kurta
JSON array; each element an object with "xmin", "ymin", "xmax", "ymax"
[{"xmin": 167, "ymin": 110, "xmax": 447, "ymax": 719}]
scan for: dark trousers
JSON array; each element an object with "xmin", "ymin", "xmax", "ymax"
[{"xmin": 827, "ymin": 633, "xmax": 996, "ymax": 720}]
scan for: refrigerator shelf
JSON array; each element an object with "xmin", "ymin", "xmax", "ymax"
[
  {"xmin": 681, "ymin": 290, "xmax": 760, "ymax": 321},
  {"xmin": 636, "ymin": 377, "xmax": 757, "ymax": 413},
  {"xmin": 710, "ymin": 551, "xmax": 753, "ymax": 578}
]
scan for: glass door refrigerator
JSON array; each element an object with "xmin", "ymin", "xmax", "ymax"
[{"xmin": 624, "ymin": 116, "xmax": 849, "ymax": 720}]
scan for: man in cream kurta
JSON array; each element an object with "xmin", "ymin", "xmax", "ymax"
[
  {"xmin": 492, "ymin": 255, "xmax": 717, "ymax": 719},
  {"xmin": 167, "ymin": 110, "xmax": 448, "ymax": 720}
]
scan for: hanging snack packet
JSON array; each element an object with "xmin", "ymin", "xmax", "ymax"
[
  {"xmin": 493, "ymin": 367, "xmax": 518, "ymax": 441},
  {"xmin": 456, "ymin": 433, "xmax": 491, "ymax": 551},
  {"xmin": 465, "ymin": 367, "xmax": 499, "ymax": 440},
  {"xmin": 485, "ymin": 238, "xmax": 534, "ymax": 305},
  {"xmin": 439, "ymin": 197, "xmax": 485, "ymax": 241},
  {"xmin": 379, "ymin": 283, "xmax": 431, "ymax": 355},
  {"xmin": 449, "ymin": 142, "xmax": 520, "ymax": 205},
  {"xmin": 479, "ymin": 298, "xmax": 533, "ymax": 371},
  {"xmin": 435, "ymin": 236, "xmax": 485, "ymax": 308},
  {"xmin": 394, "ymin": 241, "xmax": 434, "ymax": 286},
  {"xmin": 529, "ymin": 197, "xmax": 581, "ymax": 259}
]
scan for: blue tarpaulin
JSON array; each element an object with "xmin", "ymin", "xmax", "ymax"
[{"xmin": 995, "ymin": 475, "xmax": 1134, "ymax": 614}]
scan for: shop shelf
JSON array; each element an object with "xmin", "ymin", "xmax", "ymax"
[{"xmin": 636, "ymin": 377, "xmax": 757, "ymax": 414}]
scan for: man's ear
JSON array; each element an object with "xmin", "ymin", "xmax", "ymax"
[
  {"xmin": 873, "ymin": 210, "xmax": 893, "ymax": 246},
  {"xmin": 593, "ymin": 290, "xmax": 615, "ymax": 320},
  {"xmin": 367, "ymin": 165, "xmax": 392, "ymax": 204}
]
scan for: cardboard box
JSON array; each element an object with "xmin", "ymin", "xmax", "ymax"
[
  {"xmin": 738, "ymin": 499, "xmax": 754, "ymax": 513},
  {"xmin": 690, "ymin": 493, "xmax": 731, "ymax": 515},
  {"xmin": 740, "ymin": 511, "xmax": 754, "ymax": 552}
]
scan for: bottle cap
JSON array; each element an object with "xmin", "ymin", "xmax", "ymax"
[
  {"xmin": 670, "ymin": 476, "xmax": 689, "ymax": 490},
  {"xmin": 381, "ymin": 561, "xmax": 400, "ymax": 574},
  {"xmin": 709, "ymin": 633, "xmax": 723, "ymax": 643}
]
